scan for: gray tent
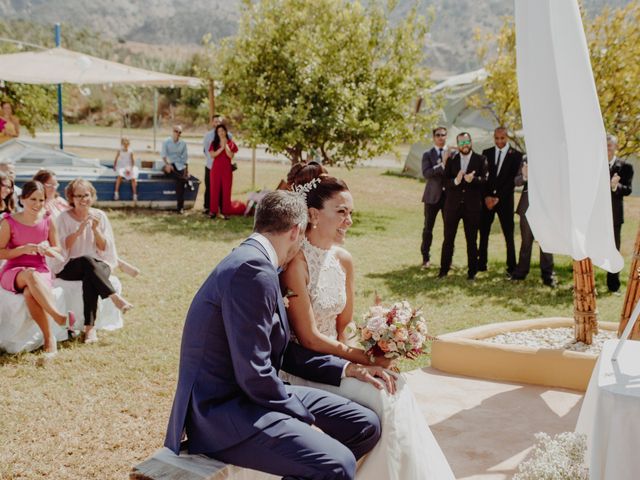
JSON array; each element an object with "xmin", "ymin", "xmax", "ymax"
[{"xmin": 403, "ymin": 69, "xmax": 497, "ymax": 178}]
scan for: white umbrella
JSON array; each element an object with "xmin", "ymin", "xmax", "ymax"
[{"xmin": 0, "ymin": 47, "xmax": 200, "ymax": 87}]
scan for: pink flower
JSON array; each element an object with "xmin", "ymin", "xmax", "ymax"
[
  {"xmin": 394, "ymin": 327, "xmax": 408, "ymax": 342},
  {"xmin": 361, "ymin": 328, "xmax": 373, "ymax": 340},
  {"xmin": 378, "ymin": 340, "xmax": 391, "ymax": 352}
]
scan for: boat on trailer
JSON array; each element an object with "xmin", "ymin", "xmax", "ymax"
[{"xmin": 0, "ymin": 139, "xmax": 200, "ymax": 209}]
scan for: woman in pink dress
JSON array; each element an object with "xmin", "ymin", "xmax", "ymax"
[{"xmin": 0, "ymin": 181, "xmax": 75, "ymax": 357}]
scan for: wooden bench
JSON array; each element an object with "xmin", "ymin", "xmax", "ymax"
[{"xmin": 130, "ymin": 447, "xmax": 278, "ymax": 480}]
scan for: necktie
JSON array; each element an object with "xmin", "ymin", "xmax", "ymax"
[
  {"xmin": 438, "ymin": 148, "xmax": 443, "ymax": 160},
  {"xmin": 495, "ymin": 150, "xmax": 502, "ymax": 175}
]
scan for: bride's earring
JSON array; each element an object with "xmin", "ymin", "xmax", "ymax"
[{"xmin": 311, "ymin": 223, "xmax": 318, "ymax": 229}]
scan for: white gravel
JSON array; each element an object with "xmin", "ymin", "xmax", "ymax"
[{"xmin": 483, "ymin": 327, "xmax": 617, "ymax": 354}]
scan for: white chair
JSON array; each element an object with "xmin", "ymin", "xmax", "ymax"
[{"xmin": 0, "ymin": 276, "xmax": 123, "ymax": 354}]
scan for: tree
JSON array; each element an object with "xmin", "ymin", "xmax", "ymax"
[
  {"xmin": 587, "ymin": 3, "xmax": 640, "ymax": 157},
  {"xmin": 470, "ymin": 3, "xmax": 640, "ymax": 157},
  {"xmin": 0, "ymin": 43, "xmax": 55, "ymax": 135},
  {"xmin": 467, "ymin": 18, "xmax": 523, "ymax": 151},
  {"xmin": 216, "ymin": 0, "xmax": 436, "ymax": 165}
]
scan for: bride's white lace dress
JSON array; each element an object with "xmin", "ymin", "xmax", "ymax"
[{"xmin": 285, "ymin": 239, "xmax": 455, "ymax": 480}]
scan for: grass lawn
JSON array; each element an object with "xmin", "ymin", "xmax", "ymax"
[{"xmin": 1, "ymin": 150, "xmax": 637, "ymax": 479}]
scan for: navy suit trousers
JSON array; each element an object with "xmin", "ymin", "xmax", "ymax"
[{"xmin": 207, "ymin": 385, "xmax": 381, "ymax": 480}]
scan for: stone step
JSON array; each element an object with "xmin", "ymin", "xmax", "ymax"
[{"xmin": 130, "ymin": 447, "xmax": 278, "ymax": 480}]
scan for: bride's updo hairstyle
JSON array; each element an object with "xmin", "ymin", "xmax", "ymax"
[{"xmin": 287, "ymin": 161, "xmax": 349, "ymax": 211}]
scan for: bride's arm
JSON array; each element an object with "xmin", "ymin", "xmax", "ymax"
[
  {"xmin": 334, "ymin": 247, "xmax": 354, "ymax": 342},
  {"xmin": 282, "ymin": 253, "xmax": 373, "ymax": 366}
]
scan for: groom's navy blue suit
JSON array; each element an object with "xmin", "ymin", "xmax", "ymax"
[{"xmin": 165, "ymin": 237, "xmax": 380, "ymax": 479}]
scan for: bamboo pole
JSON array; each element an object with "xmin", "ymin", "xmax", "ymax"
[
  {"xmin": 573, "ymin": 258, "xmax": 598, "ymax": 344},
  {"xmin": 618, "ymin": 223, "xmax": 640, "ymax": 339}
]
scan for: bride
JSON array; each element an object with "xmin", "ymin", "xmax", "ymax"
[{"xmin": 281, "ymin": 163, "xmax": 455, "ymax": 480}]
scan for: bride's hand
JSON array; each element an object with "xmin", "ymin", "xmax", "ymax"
[
  {"xmin": 372, "ymin": 356, "xmax": 393, "ymax": 369},
  {"xmin": 345, "ymin": 363, "xmax": 397, "ymax": 394}
]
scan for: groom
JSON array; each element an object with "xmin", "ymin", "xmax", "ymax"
[{"xmin": 165, "ymin": 190, "xmax": 392, "ymax": 479}]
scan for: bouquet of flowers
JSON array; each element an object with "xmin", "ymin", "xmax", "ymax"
[{"xmin": 358, "ymin": 299, "xmax": 430, "ymax": 362}]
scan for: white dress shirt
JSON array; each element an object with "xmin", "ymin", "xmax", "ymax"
[{"xmin": 495, "ymin": 144, "xmax": 510, "ymax": 175}]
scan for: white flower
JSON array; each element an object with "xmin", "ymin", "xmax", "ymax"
[
  {"xmin": 409, "ymin": 331, "xmax": 424, "ymax": 347},
  {"xmin": 366, "ymin": 316, "xmax": 387, "ymax": 334}
]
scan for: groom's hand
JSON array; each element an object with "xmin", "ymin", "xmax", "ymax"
[{"xmin": 346, "ymin": 364, "xmax": 397, "ymax": 394}]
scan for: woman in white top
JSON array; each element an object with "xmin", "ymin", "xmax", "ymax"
[
  {"xmin": 53, "ymin": 178, "xmax": 133, "ymax": 343},
  {"xmin": 113, "ymin": 138, "xmax": 139, "ymax": 201},
  {"xmin": 280, "ymin": 163, "xmax": 455, "ymax": 480}
]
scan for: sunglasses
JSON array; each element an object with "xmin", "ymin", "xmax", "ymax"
[
  {"xmin": 434, "ymin": 133, "xmax": 446, "ymax": 137},
  {"xmin": 458, "ymin": 140, "xmax": 471, "ymax": 146},
  {"xmin": 173, "ymin": 130, "xmax": 182, "ymax": 135}
]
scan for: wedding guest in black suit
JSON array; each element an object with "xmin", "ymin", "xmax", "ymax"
[
  {"xmin": 439, "ymin": 132, "xmax": 488, "ymax": 280},
  {"xmin": 607, "ymin": 134, "xmax": 634, "ymax": 293},
  {"xmin": 478, "ymin": 127, "xmax": 523, "ymax": 276},
  {"xmin": 511, "ymin": 160, "xmax": 556, "ymax": 287},
  {"xmin": 420, "ymin": 127, "xmax": 450, "ymax": 269}
]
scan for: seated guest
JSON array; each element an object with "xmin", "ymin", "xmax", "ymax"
[
  {"xmin": 0, "ymin": 171, "xmax": 15, "ymax": 214},
  {"xmin": 0, "ymin": 163, "xmax": 21, "ymax": 211},
  {"xmin": 113, "ymin": 137, "xmax": 139, "ymax": 202},
  {"xmin": 33, "ymin": 170, "xmax": 70, "ymax": 218},
  {"xmin": 0, "ymin": 101, "xmax": 20, "ymax": 144},
  {"xmin": 0, "ymin": 181, "xmax": 75, "ymax": 358},
  {"xmin": 53, "ymin": 178, "xmax": 133, "ymax": 344},
  {"xmin": 34, "ymin": 170, "xmax": 140, "ymax": 278},
  {"xmin": 162, "ymin": 125, "xmax": 191, "ymax": 215}
]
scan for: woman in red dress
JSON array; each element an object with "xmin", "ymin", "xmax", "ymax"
[{"xmin": 209, "ymin": 124, "xmax": 242, "ymax": 219}]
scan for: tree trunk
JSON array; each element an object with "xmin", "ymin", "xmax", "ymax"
[
  {"xmin": 618, "ymin": 223, "xmax": 640, "ymax": 339},
  {"xmin": 573, "ymin": 258, "xmax": 598, "ymax": 344}
]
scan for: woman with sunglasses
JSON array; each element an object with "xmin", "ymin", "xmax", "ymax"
[
  {"xmin": 53, "ymin": 178, "xmax": 133, "ymax": 344},
  {"xmin": 32, "ymin": 169, "xmax": 69, "ymax": 218}
]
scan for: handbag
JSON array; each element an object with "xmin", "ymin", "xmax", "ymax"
[{"xmin": 231, "ymin": 162, "xmax": 238, "ymax": 172}]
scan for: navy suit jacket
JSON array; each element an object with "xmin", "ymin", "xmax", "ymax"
[
  {"xmin": 422, "ymin": 147, "xmax": 446, "ymax": 204},
  {"xmin": 164, "ymin": 238, "xmax": 347, "ymax": 455}
]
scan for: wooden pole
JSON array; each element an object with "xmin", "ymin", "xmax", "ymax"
[
  {"xmin": 573, "ymin": 258, "xmax": 598, "ymax": 344},
  {"xmin": 251, "ymin": 147, "xmax": 257, "ymax": 192},
  {"xmin": 208, "ymin": 79, "xmax": 215, "ymax": 118},
  {"xmin": 618, "ymin": 223, "xmax": 640, "ymax": 339}
]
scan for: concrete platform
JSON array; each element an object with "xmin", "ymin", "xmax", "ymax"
[{"xmin": 406, "ymin": 368, "xmax": 584, "ymax": 480}]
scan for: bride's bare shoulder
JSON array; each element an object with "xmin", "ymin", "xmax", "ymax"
[{"xmin": 334, "ymin": 247, "xmax": 353, "ymax": 270}]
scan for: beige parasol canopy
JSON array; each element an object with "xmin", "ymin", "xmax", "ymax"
[{"xmin": 0, "ymin": 47, "xmax": 201, "ymax": 87}]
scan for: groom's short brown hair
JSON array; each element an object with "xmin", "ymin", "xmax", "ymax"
[{"xmin": 254, "ymin": 190, "xmax": 308, "ymax": 234}]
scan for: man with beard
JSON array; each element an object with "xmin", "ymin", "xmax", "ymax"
[{"xmin": 439, "ymin": 132, "xmax": 488, "ymax": 280}]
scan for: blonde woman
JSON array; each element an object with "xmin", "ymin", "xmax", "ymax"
[{"xmin": 53, "ymin": 178, "xmax": 132, "ymax": 343}]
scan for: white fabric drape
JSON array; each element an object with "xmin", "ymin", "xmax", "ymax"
[{"xmin": 514, "ymin": 0, "xmax": 622, "ymax": 273}]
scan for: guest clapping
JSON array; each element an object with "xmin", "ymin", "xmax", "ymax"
[
  {"xmin": 53, "ymin": 179, "xmax": 132, "ymax": 344},
  {"xmin": 0, "ymin": 181, "xmax": 75, "ymax": 357},
  {"xmin": 209, "ymin": 124, "xmax": 239, "ymax": 219}
]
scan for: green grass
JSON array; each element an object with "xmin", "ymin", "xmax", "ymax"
[{"xmin": 0, "ymin": 155, "xmax": 637, "ymax": 479}]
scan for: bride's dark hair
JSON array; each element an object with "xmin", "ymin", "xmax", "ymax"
[{"xmin": 287, "ymin": 161, "xmax": 349, "ymax": 210}]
